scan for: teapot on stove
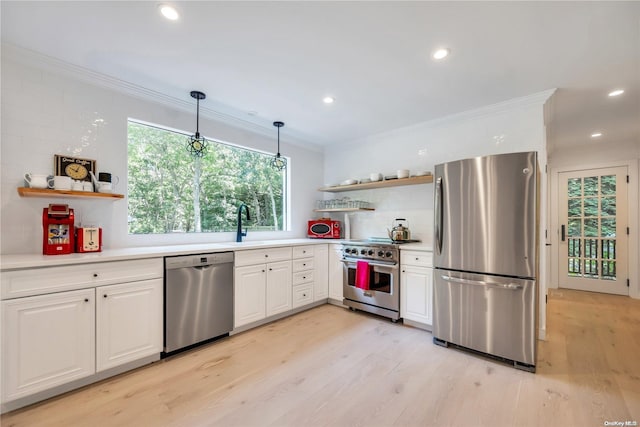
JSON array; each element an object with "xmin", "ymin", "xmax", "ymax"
[{"xmin": 387, "ymin": 218, "xmax": 411, "ymax": 242}]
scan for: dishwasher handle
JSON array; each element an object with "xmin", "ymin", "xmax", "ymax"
[{"xmin": 165, "ymin": 252, "xmax": 234, "ymax": 270}]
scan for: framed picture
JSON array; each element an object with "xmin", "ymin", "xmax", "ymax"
[{"xmin": 54, "ymin": 155, "xmax": 96, "ymax": 182}]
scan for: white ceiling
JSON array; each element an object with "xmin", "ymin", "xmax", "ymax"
[{"xmin": 2, "ymin": 1, "xmax": 639, "ymax": 151}]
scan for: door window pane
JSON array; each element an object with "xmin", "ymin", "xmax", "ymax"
[
  {"xmin": 568, "ymin": 238, "xmax": 581, "ymax": 257},
  {"xmin": 602, "ymin": 239, "xmax": 616, "ymax": 260},
  {"xmin": 568, "ymin": 219, "xmax": 582, "ymax": 236},
  {"xmin": 584, "ymin": 218, "xmax": 598, "ymax": 237},
  {"xmin": 568, "ymin": 199, "xmax": 582, "ymax": 217},
  {"xmin": 583, "ymin": 198, "xmax": 598, "ymax": 217},
  {"xmin": 584, "ymin": 239, "xmax": 598, "ymax": 258},
  {"xmin": 568, "ymin": 178, "xmax": 582, "ymax": 197},
  {"xmin": 601, "ymin": 218, "xmax": 616, "ymax": 237},
  {"xmin": 601, "ymin": 197, "xmax": 616, "ymax": 216},
  {"xmin": 584, "ymin": 259, "xmax": 598, "ymax": 277},
  {"xmin": 601, "ymin": 175, "xmax": 616, "ymax": 195},
  {"xmin": 602, "ymin": 261, "xmax": 616, "ymax": 280},
  {"xmin": 568, "ymin": 258, "xmax": 581, "ymax": 275},
  {"xmin": 584, "ymin": 177, "xmax": 599, "ymax": 196}
]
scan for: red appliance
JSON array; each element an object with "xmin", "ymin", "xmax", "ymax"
[
  {"xmin": 42, "ymin": 204, "xmax": 74, "ymax": 255},
  {"xmin": 76, "ymin": 227, "xmax": 102, "ymax": 253},
  {"xmin": 307, "ymin": 218, "xmax": 341, "ymax": 239}
]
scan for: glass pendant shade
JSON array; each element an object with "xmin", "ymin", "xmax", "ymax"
[
  {"xmin": 188, "ymin": 91, "xmax": 208, "ymax": 157},
  {"xmin": 272, "ymin": 121, "xmax": 286, "ymax": 171}
]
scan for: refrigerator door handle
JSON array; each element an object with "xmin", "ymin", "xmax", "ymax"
[
  {"xmin": 441, "ymin": 275, "xmax": 524, "ymax": 290},
  {"xmin": 435, "ymin": 176, "xmax": 443, "ymax": 254}
]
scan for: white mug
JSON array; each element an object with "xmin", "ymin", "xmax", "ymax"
[
  {"xmin": 24, "ymin": 173, "xmax": 51, "ymax": 189},
  {"xmin": 72, "ymin": 180, "xmax": 84, "ymax": 191},
  {"xmin": 49, "ymin": 175, "xmax": 72, "ymax": 190},
  {"xmin": 370, "ymin": 173, "xmax": 382, "ymax": 182},
  {"xmin": 83, "ymin": 181, "xmax": 93, "ymax": 192},
  {"xmin": 397, "ymin": 169, "xmax": 410, "ymax": 179},
  {"xmin": 97, "ymin": 181, "xmax": 112, "ymax": 193}
]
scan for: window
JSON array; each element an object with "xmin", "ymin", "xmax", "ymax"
[{"xmin": 127, "ymin": 120, "xmax": 288, "ymax": 234}]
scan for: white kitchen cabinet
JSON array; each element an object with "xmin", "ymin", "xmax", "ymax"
[
  {"xmin": 313, "ymin": 244, "xmax": 329, "ymax": 301},
  {"xmin": 234, "ymin": 264, "xmax": 267, "ymax": 327},
  {"xmin": 2, "ymin": 289, "xmax": 95, "ymax": 401},
  {"xmin": 400, "ymin": 250, "xmax": 433, "ymax": 329},
  {"xmin": 96, "ymin": 279, "xmax": 162, "ymax": 372},
  {"xmin": 266, "ymin": 261, "xmax": 293, "ymax": 316},
  {"xmin": 234, "ymin": 248, "xmax": 293, "ymax": 328},
  {"xmin": 1, "ymin": 258, "xmax": 163, "ymax": 409},
  {"xmin": 328, "ymin": 244, "xmax": 344, "ymax": 303}
]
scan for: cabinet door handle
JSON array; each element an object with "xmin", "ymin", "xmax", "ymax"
[
  {"xmin": 402, "ymin": 270, "xmax": 405, "ymax": 273},
  {"xmin": 103, "ymin": 294, "xmax": 108, "ymax": 298},
  {"xmin": 93, "ymin": 273, "xmax": 98, "ymax": 278},
  {"xmin": 262, "ymin": 270, "xmax": 265, "ymax": 273},
  {"xmin": 265, "ymin": 254, "xmax": 269, "ymax": 258},
  {"xmin": 303, "ymin": 276, "xmax": 306, "ymax": 279},
  {"xmin": 84, "ymin": 298, "xmax": 89, "ymax": 302},
  {"xmin": 415, "ymin": 257, "xmax": 419, "ymax": 261}
]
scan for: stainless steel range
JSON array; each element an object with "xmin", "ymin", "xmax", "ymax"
[{"xmin": 340, "ymin": 240, "xmax": 401, "ymax": 321}]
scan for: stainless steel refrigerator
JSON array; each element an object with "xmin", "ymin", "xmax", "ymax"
[{"xmin": 433, "ymin": 151, "xmax": 538, "ymax": 372}]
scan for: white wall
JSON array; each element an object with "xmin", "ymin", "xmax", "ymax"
[
  {"xmin": 0, "ymin": 47, "xmax": 324, "ymax": 254},
  {"xmin": 322, "ymin": 91, "xmax": 553, "ymax": 337}
]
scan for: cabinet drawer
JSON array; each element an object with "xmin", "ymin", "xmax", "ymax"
[
  {"xmin": 293, "ymin": 270, "xmax": 314, "ymax": 286},
  {"xmin": 1, "ymin": 258, "xmax": 163, "ymax": 300},
  {"xmin": 292, "ymin": 258, "xmax": 314, "ymax": 273},
  {"xmin": 292, "ymin": 245, "xmax": 315, "ymax": 259},
  {"xmin": 401, "ymin": 250, "xmax": 433, "ymax": 268},
  {"xmin": 292, "ymin": 283, "xmax": 313, "ymax": 308},
  {"xmin": 235, "ymin": 247, "xmax": 292, "ymax": 267}
]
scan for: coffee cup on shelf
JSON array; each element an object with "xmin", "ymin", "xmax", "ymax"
[
  {"xmin": 83, "ymin": 181, "xmax": 94, "ymax": 192},
  {"xmin": 49, "ymin": 175, "xmax": 72, "ymax": 191},
  {"xmin": 24, "ymin": 173, "xmax": 51, "ymax": 189},
  {"xmin": 97, "ymin": 181, "xmax": 112, "ymax": 193},
  {"xmin": 72, "ymin": 180, "xmax": 84, "ymax": 191}
]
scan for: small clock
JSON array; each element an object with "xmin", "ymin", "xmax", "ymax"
[{"xmin": 54, "ymin": 155, "xmax": 96, "ymax": 182}]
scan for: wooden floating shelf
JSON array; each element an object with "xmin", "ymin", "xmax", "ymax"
[
  {"xmin": 314, "ymin": 208, "xmax": 375, "ymax": 212},
  {"xmin": 17, "ymin": 187, "xmax": 124, "ymax": 200},
  {"xmin": 318, "ymin": 175, "xmax": 433, "ymax": 192}
]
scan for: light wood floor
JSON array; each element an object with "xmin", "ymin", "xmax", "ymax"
[{"xmin": 3, "ymin": 289, "xmax": 640, "ymax": 427}]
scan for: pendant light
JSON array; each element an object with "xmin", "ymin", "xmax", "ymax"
[
  {"xmin": 187, "ymin": 90, "xmax": 208, "ymax": 157},
  {"xmin": 271, "ymin": 121, "xmax": 286, "ymax": 171}
]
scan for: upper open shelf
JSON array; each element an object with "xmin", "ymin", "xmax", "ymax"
[
  {"xmin": 318, "ymin": 175, "xmax": 433, "ymax": 192},
  {"xmin": 17, "ymin": 187, "xmax": 124, "ymax": 200}
]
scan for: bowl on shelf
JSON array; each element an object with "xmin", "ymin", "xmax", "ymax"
[{"xmin": 341, "ymin": 179, "xmax": 358, "ymax": 186}]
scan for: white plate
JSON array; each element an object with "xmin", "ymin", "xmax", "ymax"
[
  {"xmin": 341, "ymin": 179, "xmax": 358, "ymax": 185},
  {"xmin": 415, "ymin": 171, "xmax": 432, "ymax": 176}
]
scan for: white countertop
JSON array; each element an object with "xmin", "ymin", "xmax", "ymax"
[
  {"xmin": 0, "ymin": 239, "xmax": 343, "ymax": 271},
  {"xmin": 399, "ymin": 243, "xmax": 433, "ymax": 251}
]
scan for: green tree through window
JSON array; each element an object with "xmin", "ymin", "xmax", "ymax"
[{"xmin": 127, "ymin": 120, "xmax": 287, "ymax": 234}]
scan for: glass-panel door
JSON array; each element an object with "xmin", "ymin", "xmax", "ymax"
[{"xmin": 559, "ymin": 167, "xmax": 628, "ymax": 295}]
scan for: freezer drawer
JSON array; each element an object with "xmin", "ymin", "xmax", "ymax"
[{"xmin": 433, "ymin": 269, "xmax": 537, "ymax": 369}]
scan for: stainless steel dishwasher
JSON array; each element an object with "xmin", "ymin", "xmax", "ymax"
[{"xmin": 164, "ymin": 252, "xmax": 234, "ymax": 354}]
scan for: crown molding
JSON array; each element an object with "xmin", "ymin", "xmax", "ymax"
[{"xmin": 1, "ymin": 43, "xmax": 323, "ymax": 152}]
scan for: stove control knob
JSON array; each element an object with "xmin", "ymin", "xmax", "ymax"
[
  {"xmin": 385, "ymin": 251, "xmax": 393, "ymax": 258},
  {"xmin": 378, "ymin": 251, "xmax": 384, "ymax": 257},
  {"xmin": 367, "ymin": 250, "xmax": 374, "ymax": 256},
  {"xmin": 360, "ymin": 249, "xmax": 367, "ymax": 255}
]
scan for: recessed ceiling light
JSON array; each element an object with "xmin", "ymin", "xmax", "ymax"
[
  {"xmin": 159, "ymin": 4, "xmax": 179, "ymax": 20},
  {"xmin": 247, "ymin": 110, "xmax": 258, "ymax": 116},
  {"xmin": 591, "ymin": 132, "xmax": 602, "ymax": 138},
  {"xmin": 323, "ymin": 96, "xmax": 335, "ymax": 104},
  {"xmin": 432, "ymin": 48, "xmax": 450, "ymax": 60},
  {"xmin": 608, "ymin": 89, "xmax": 624, "ymax": 97}
]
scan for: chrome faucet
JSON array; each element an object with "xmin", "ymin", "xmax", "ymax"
[{"xmin": 236, "ymin": 203, "xmax": 251, "ymax": 242}]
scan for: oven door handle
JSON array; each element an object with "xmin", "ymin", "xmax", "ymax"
[{"xmin": 340, "ymin": 258, "xmax": 398, "ymax": 269}]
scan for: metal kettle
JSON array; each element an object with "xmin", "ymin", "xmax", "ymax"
[{"xmin": 387, "ymin": 218, "xmax": 411, "ymax": 241}]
